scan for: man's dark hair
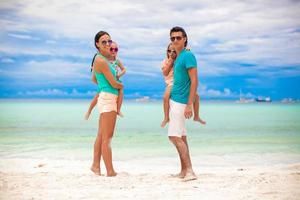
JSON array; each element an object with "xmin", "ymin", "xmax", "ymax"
[
  {"xmin": 170, "ymin": 26, "xmax": 188, "ymax": 47},
  {"xmin": 94, "ymin": 31, "xmax": 110, "ymax": 49}
]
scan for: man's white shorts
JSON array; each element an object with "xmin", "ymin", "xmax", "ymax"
[{"xmin": 168, "ymin": 100, "xmax": 187, "ymax": 137}]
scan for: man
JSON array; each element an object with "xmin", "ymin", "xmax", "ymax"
[{"xmin": 167, "ymin": 26, "xmax": 198, "ymax": 181}]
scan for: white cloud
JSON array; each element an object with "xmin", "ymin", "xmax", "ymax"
[
  {"xmin": 17, "ymin": 88, "xmax": 96, "ymax": 97},
  {"xmin": 0, "ymin": 58, "xmax": 15, "ymax": 63},
  {"xmin": 1, "ymin": 0, "xmax": 299, "ymax": 80},
  {"xmin": 8, "ymin": 33, "xmax": 40, "ymax": 40},
  {"xmin": 198, "ymin": 84, "xmax": 256, "ymax": 99}
]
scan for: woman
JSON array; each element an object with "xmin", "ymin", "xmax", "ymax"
[{"xmin": 90, "ymin": 31, "xmax": 123, "ymax": 176}]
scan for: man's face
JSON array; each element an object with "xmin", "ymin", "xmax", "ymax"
[{"xmin": 170, "ymin": 31, "xmax": 186, "ymax": 50}]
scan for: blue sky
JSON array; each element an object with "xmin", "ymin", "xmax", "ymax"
[{"xmin": 0, "ymin": 0, "xmax": 300, "ymax": 100}]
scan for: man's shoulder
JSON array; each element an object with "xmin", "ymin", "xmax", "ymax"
[{"xmin": 182, "ymin": 49, "xmax": 195, "ymax": 57}]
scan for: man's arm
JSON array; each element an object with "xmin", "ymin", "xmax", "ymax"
[{"xmin": 184, "ymin": 67, "xmax": 198, "ymax": 118}]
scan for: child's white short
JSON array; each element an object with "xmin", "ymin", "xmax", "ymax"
[
  {"xmin": 97, "ymin": 92, "xmax": 118, "ymax": 114},
  {"xmin": 168, "ymin": 100, "xmax": 187, "ymax": 137}
]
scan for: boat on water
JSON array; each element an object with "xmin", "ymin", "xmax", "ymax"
[{"xmin": 255, "ymin": 97, "xmax": 272, "ymax": 102}]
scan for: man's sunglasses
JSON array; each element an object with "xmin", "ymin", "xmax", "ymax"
[
  {"xmin": 170, "ymin": 36, "xmax": 183, "ymax": 42},
  {"xmin": 101, "ymin": 40, "xmax": 113, "ymax": 46},
  {"xmin": 110, "ymin": 47, "xmax": 118, "ymax": 52}
]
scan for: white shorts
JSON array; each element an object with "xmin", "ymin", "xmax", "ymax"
[
  {"xmin": 168, "ymin": 100, "xmax": 187, "ymax": 137},
  {"xmin": 97, "ymin": 92, "xmax": 118, "ymax": 114}
]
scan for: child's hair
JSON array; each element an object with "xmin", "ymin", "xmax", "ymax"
[
  {"xmin": 166, "ymin": 43, "xmax": 172, "ymax": 59},
  {"xmin": 90, "ymin": 53, "xmax": 97, "ymax": 72}
]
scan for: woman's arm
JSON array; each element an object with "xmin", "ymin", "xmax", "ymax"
[
  {"xmin": 94, "ymin": 57, "xmax": 123, "ymax": 89},
  {"xmin": 117, "ymin": 59, "xmax": 126, "ymax": 78}
]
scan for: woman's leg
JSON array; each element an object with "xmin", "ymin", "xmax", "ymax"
[
  {"xmin": 100, "ymin": 111, "xmax": 117, "ymax": 176},
  {"xmin": 161, "ymin": 86, "xmax": 172, "ymax": 127},
  {"xmin": 91, "ymin": 116, "xmax": 102, "ymax": 175}
]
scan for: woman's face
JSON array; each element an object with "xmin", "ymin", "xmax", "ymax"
[
  {"xmin": 96, "ymin": 34, "xmax": 112, "ymax": 54},
  {"xmin": 110, "ymin": 43, "xmax": 118, "ymax": 58},
  {"xmin": 167, "ymin": 44, "xmax": 176, "ymax": 59}
]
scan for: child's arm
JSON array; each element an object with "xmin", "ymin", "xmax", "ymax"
[
  {"xmin": 116, "ymin": 59, "xmax": 126, "ymax": 79},
  {"xmin": 162, "ymin": 58, "xmax": 174, "ymax": 76}
]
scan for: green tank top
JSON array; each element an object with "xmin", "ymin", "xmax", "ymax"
[{"xmin": 94, "ymin": 53, "xmax": 119, "ymax": 95}]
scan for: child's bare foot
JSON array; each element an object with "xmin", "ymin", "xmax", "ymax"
[
  {"xmin": 161, "ymin": 118, "xmax": 169, "ymax": 128},
  {"xmin": 90, "ymin": 166, "xmax": 101, "ymax": 176},
  {"xmin": 194, "ymin": 117, "xmax": 206, "ymax": 125},
  {"xmin": 117, "ymin": 111, "xmax": 124, "ymax": 118},
  {"xmin": 85, "ymin": 112, "xmax": 91, "ymax": 120}
]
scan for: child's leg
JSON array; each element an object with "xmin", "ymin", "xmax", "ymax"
[
  {"xmin": 161, "ymin": 85, "xmax": 172, "ymax": 128},
  {"xmin": 193, "ymin": 93, "xmax": 206, "ymax": 125},
  {"xmin": 117, "ymin": 89, "xmax": 124, "ymax": 117},
  {"xmin": 85, "ymin": 93, "xmax": 99, "ymax": 120},
  {"xmin": 193, "ymin": 93, "xmax": 200, "ymax": 120}
]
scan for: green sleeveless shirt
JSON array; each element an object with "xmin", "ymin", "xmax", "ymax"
[{"xmin": 94, "ymin": 53, "xmax": 119, "ymax": 95}]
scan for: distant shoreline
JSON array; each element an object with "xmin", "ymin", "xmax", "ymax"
[{"xmin": 0, "ymin": 98, "xmax": 299, "ymax": 104}]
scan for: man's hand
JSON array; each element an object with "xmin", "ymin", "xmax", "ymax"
[{"xmin": 184, "ymin": 104, "xmax": 193, "ymax": 119}]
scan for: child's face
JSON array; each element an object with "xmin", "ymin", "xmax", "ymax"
[
  {"xmin": 167, "ymin": 45, "xmax": 176, "ymax": 59},
  {"xmin": 110, "ymin": 43, "xmax": 118, "ymax": 57}
]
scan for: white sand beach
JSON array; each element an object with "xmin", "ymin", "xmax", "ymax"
[{"xmin": 1, "ymin": 156, "xmax": 300, "ymax": 200}]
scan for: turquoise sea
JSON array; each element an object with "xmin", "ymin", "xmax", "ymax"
[{"xmin": 0, "ymin": 100, "xmax": 300, "ymax": 163}]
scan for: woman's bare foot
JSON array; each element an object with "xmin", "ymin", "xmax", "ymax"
[
  {"xmin": 193, "ymin": 117, "xmax": 206, "ymax": 125},
  {"xmin": 161, "ymin": 118, "xmax": 169, "ymax": 128},
  {"xmin": 107, "ymin": 171, "xmax": 117, "ymax": 177},
  {"xmin": 85, "ymin": 112, "xmax": 91, "ymax": 120},
  {"xmin": 90, "ymin": 166, "xmax": 101, "ymax": 176},
  {"xmin": 170, "ymin": 171, "xmax": 185, "ymax": 178},
  {"xmin": 182, "ymin": 172, "xmax": 197, "ymax": 182}
]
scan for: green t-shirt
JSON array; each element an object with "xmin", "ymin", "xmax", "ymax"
[
  {"xmin": 170, "ymin": 49, "xmax": 197, "ymax": 104},
  {"xmin": 94, "ymin": 53, "xmax": 119, "ymax": 96}
]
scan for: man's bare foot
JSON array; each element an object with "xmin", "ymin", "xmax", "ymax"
[
  {"xmin": 107, "ymin": 171, "xmax": 117, "ymax": 177},
  {"xmin": 182, "ymin": 173, "xmax": 197, "ymax": 182},
  {"xmin": 161, "ymin": 118, "xmax": 169, "ymax": 128},
  {"xmin": 193, "ymin": 117, "xmax": 206, "ymax": 125},
  {"xmin": 170, "ymin": 172, "xmax": 185, "ymax": 178},
  {"xmin": 90, "ymin": 166, "xmax": 101, "ymax": 176},
  {"xmin": 85, "ymin": 112, "xmax": 91, "ymax": 120},
  {"xmin": 117, "ymin": 111, "xmax": 124, "ymax": 118}
]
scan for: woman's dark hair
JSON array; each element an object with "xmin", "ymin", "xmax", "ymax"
[
  {"xmin": 170, "ymin": 26, "xmax": 188, "ymax": 47},
  {"xmin": 90, "ymin": 53, "xmax": 97, "ymax": 72},
  {"xmin": 94, "ymin": 31, "xmax": 110, "ymax": 49}
]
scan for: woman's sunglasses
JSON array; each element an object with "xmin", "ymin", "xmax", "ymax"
[
  {"xmin": 110, "ymin": 47, "xmax": 118, "ymax": 52},
  {"xmin": 101, "ymin": 40, "xmax": 113, "ymax": 46},
  {"xmin": 167, "ymin": 50, "xmax": 176, "ymax": 54},
  {"xmin": 170, "ymin": 36, "xmax": 183, "ymax": 42}
]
